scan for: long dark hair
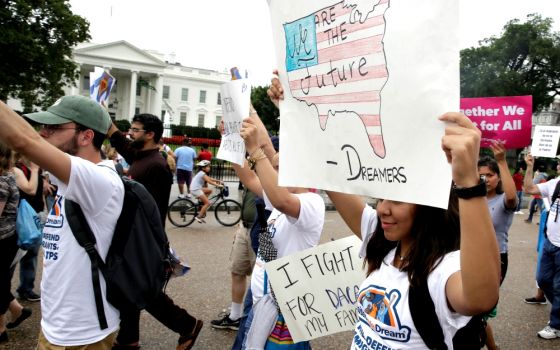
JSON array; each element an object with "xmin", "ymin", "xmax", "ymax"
[
  {"xmin": 0, "ymin": 142, "xmax": 13, "ymax": 176},
  {"xmin": 365, "ymin": 189, "xmax": 460, "ymax": 287},
  {"xmin": 478, "ymin": 156, "xmax": 503, "ymax": 194}
]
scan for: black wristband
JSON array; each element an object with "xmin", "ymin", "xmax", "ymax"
[{"xmin": 453, "ymin": 177, "xmax": 487, "ymax": 199}]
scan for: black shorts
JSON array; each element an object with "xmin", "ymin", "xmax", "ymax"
[{"xmin": 176, "ymin": 169, "xmax": 192, "ymax": 185}]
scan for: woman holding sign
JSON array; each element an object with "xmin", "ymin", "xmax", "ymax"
[
  {"xmin": 477, "ymin": 142, "xmax": 518, "ymax": 350},
  {"xmin": 235, "ymin": 109, "xmax": 325, "ymax": 349},
  {"xmin": 267, "ymin": 78, "xmax": 500, "ymax": 350}
]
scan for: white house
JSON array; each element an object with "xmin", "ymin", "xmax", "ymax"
[{"xmin": 10, "ymin": 40, "xmax": 230, "ymax": 128}]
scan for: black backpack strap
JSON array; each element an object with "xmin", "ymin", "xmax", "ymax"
[
  {"xmin": 409, "ymin": 281, "xmax": 447, "ymax": 350},
  {"xmin": 65, "ymin": 199, "xmax": 109, "ymax": 330}
]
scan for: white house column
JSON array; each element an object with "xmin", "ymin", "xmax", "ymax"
[
  {"xmin": 152, "ymin": 73, "xmax": 164, "ymax": 117},
  {"xmin": 70, "ymin": 64, "xmax": 81, "ymax": 95},
  {"xmin": 128, "ymin": 70, "xmax": 138, "ymax": 120}
]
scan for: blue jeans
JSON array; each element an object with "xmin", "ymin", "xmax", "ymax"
[
  {"xmin": 516, "ymin": 191, "xmax": 523, "ymax": 211},
  {"xmin": 240, "ymin": 299, "xmax": 255, "ymax": 350},
  {"xmin": 16, "ymin": 242, "xmax": 40, "ymax": 295},
  {"xmin": 232, "ymin": 286, "xmax": 254, "ymax": 350},
  {"xmin": 536, "ymin": 239, "xmax": 560, "ymax": 329},
  {"xmin": 527, "ymin": 198, "xmax": 544, "ymax": 222}
]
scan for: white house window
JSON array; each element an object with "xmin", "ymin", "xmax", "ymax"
[
  {"xmin": 136, "ymin": 83, "xmax": 141, "ymax": 96},
  {"xmin": 180, "ymin": 112, "xmax": 187, "ymax": 125},
  {"xmin": 161, "ymin": 110, "xmax": 166, "ymax": 119},
  {"xmin": 83, "ymin": 76, "xmax": 90, "ymax": 91},
  {"xmin": 135, "ymin": 107, "xmax": 140, "ymax": 115},
  {"xmin": 199, "ymin": 90, "xmax": 206, "ymax": 104},
  {"xmin": 198, "ymin": 114, "xmax": 205, "ymax": 127},
  {"xmin": 217, "ymin": 92, "xmax": 221, "ymax": 105},
  {"xmin": 215, "ymin": 116, "xmax": 221, "ymax": 127},
  {"xmin": 163, "ymin": 85, "xmax": 170, "ymax": 99},
  {"xmin": 181, "ymin": 88, "xmax": 189, "ymax": 101}
]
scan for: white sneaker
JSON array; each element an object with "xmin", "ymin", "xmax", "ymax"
[
  {"xmin": 537, "ymin": 325, "xmax": 560, "ymax": 339},
  {"xmin": 515, "ymin": 211, "xmax": 524, "ymax": 215},
  {"xmin": 178, "ymin": 194, "xmax": 185, "ymax": 199},
  {"xmin": 186, "ymin": 193, "xmax": 192, "ymax": 198},
  {"xmin": 194, "ymin": 216, "xmax": 206, "ymax": 223}
]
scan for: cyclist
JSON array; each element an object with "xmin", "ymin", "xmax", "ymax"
[{"xmin": 191, "ymin": 160, "xmax": 224, "ymax": 223}]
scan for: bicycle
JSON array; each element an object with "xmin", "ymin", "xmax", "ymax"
[{"xmin": 167, "ymin": 186, "xmax": 242, "ymax": 227}]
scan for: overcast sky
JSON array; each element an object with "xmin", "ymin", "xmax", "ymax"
[{"xmin": 68, "ymin": 0, "xmax": 560, "ymax": 86}]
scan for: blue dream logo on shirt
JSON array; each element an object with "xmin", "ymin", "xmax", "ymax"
[
  {"xmin": 356, "ymin": 285, "xmax": 411, "ymax": 343},
  {"xmin": 45, "ymin": 195, "xmax": 64, "ymax": 228}
]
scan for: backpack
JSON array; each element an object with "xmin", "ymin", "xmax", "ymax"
[
  {"xmin": 65, "ymin": 176, "xmax": 172, "ymax": 330},
  {"xmin": 161, "ymin": 150, "xmax": 176, "ymax": 173},
  {"xmin": 409, "ymin": 280, "xmax": 487, "ymax": 350}
]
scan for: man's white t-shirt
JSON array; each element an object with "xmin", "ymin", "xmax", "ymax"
[
  {"xmin": 251, "ymin": 192, "xmax": 325, "ymax": 303},
  {"xmin": 352, "ymin": 205, "xmax": 470, "ymax": 350},
  {"xmin": 41, "ymin": 157, "xmax": 124, "ymax": 346},
  {"xmin": 538, "ymin": 177, "xmax": 560, "ymax": 247}
]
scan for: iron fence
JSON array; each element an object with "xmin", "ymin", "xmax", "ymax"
[{"xmin": 211, "ymin": 160, "xmax": 240, "ymax": 183}]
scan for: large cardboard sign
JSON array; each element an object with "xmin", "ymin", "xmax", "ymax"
[
  {"xmin": 265, "ymin": 235, "xmax": 365, "ymax": 342},
  {"xmin": 460, "ymin": 95, "xmax": 532, "ymax": 148},
  {"xmin": 268, "ymin": 0, "xmax": 459, "ymax": 209}
]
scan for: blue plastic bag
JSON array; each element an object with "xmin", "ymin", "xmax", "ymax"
[{"xmin": 16, "ymin": 199, "xmax": 42, "ymax": 249}]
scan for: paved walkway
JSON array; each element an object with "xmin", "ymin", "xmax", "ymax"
[
  {"xmin": 3, "ymin": 205, "xmax": 558, "ymax": 349},
  {"xmin": 168, "ymin": 180, "xmax": 372, "ymax": 210}
]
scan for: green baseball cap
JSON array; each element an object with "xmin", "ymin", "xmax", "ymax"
[{"xmin": 25, "ymin": 95, "xmax": 112, "ymax": 134}]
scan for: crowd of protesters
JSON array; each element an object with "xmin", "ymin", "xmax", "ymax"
[{"xmin": 0, "ymin": 78, "xmax": 558, "ymax": 350}]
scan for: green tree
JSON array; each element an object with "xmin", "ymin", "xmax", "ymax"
[
  {"xmin": 460, "ymin": 14, "xmax": 560, "ymax": 112},
  {"xmin": 251, "ymin": 85, "xmax": 279, "ymax": 134},
  {"xmin": 0, "ymin": 0, "xmax": 90, "ymax": 111}
]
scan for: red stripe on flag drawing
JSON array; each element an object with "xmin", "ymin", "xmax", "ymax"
[
  {"xmin": 301, "ymin": 90, "xmax": 380, "ymax": 104},
  {"xmin": 317, "ymin": 35, "xmax": 384, "ymax": 64},
  {"xmin": 315, "ymin": 14, "xmax": 386, "ymax": 44},
  {"xmin": 318, "ymin": 114, "xmax": 380, "ymax": 129},
  {"xmin": 288, "ymin": 64, "xmax": 388, "ymax": 90}
]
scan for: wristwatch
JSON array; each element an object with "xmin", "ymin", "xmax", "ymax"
[{"xmin": 453, "ymin": 177, "xmax": 487, "ymax": 199}]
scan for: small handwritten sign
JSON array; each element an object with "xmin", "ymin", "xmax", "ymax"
[
  {"xmin": 217, "ymin": 79, "xmax": 251, "ymax": 165},
  {"xmin": 265, "ymin": 235, "xmax": 364, "ymax": 342},
  {"xmin": 89, "ymin": 67, "xmax": 115, "ymax": 106},
  {"xmin": 531, "ymin": 125, "xmax": 560, "ymax": 158}
]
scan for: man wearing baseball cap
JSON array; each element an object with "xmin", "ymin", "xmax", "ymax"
[{"xmin": 0, "ymin": 95, "xmax": 124, "ymax": 349}]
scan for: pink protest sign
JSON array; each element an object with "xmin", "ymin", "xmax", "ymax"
[{"xmin": 460, "ymin": 95, "xmax": 532, "ymax": 148}]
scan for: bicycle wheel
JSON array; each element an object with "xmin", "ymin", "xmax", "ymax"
[
  {"xmin": 214, "ymin": 199, "xmax": 242, "ymax": 226},
  {"xmin": 167, "ymin": 198, "xmax": 197, "ymax": 227}
]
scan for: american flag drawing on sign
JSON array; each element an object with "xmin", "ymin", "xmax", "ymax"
[{"xmin": 284, "ymin": 0, "xmax": 389, "ymax": 158}]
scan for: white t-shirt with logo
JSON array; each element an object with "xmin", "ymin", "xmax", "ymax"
[
  {"xmin": 538, "ymin": 177, "xmax": 560, "ymax": 247},
  {"xmin": 41, "ymin": 157, "xmax": 124, "ymax": 346},
  {"xmin": 251, "ymin": 192, "xmax": 325, "ymax": 303},
  {"xmin": 352, "ymin": 205, "xmax": 470, "ymax": 350}
]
